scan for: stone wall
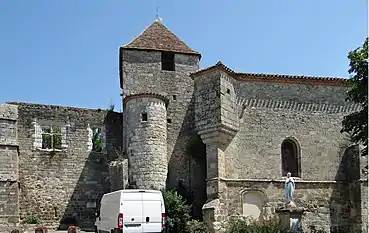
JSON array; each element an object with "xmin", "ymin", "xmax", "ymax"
[
  {"xmin": 359, "ymin": 181, "xmax": 368, "ymax": 232},
  {"xmin": 0, "ymin": 104, "xmax": 19, "ymax": 230},
  {"xmin": 108, "ymin": 158, "xmax": 128, "ymax": 191},
  {"xmin": 193, "ymin": 69, "xmax": 360, "ymax": 180},
  {"xmin": 8, "ymin": 102, "xmax": 122, "ymax": 229},
  {"xmin": 225, "ymin": 179, "xmax": 352, "ymax": 232},
  {"xmin": 225, "ymin": 102, "xmax": 353, "ymax": 180},
  {"xmin": 193, "ymin": 68, "xmax": 366, "ymax": 232}
]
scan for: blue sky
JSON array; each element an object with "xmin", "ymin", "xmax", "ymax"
[{"xmin": 0, "ymin": 0, "xmax": 367, "ymax": 111}]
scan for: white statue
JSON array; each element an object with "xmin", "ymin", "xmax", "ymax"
[{"xmin": 284, "ymin": 172, "xmax": 295, "ymax": 203}]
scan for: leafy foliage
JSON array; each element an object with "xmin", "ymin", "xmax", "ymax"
[
  {"xmin": 307, "ymin": 225, "xmax": 328, "ymax": 233},
  {"xmin": 341, "ymin": 38, "xmax": 368, "ymax": 156},
  {"xmin": 186, "ymin": 219, "xmax": 209, "ymax": 233},
  {"xmin": 224, "ymin": 217, "xmax": 281, "ymax": 233},
  {"xmin": 223, "ymin": 217, "xmax": 328, "ymax": 233},
  {"xmin": 24, "ymin": 214, "xmax": 42, "ymax": 224},
  {"xmin": 92, "ymin": 128, "xmax": 103, "ymax": 152},
  {"xmin": 41, "ymin": 125, "xmax": 62, "ymax": 150},
  {"xmin": 162, "ymin": 189, "xmax": 191, "ymax": 233},
  {"xmin": 125, "ymin": 183, "xmax": 137, "ymax": 189}
]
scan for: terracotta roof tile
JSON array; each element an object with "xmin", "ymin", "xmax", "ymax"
[
  {"xmin": 122, "ymin": 20, "xmax": 200, "ymax": 56},
  {"xmin": 191, "ymin": 61, "xmax": 348, "ymax": 86}
]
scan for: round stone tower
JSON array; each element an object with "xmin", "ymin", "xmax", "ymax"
[{"xmin": 123, "ymin": 93, "xmax": 169, "ymax": 190}]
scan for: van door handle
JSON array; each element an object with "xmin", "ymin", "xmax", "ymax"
[{"xmin": 146, "ymin": 217, "xmax": 150, "ymax": 222}]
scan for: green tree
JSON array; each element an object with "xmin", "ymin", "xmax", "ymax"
[
  {"xmin": 341, "ymin": 38, "xmax": 368, "ymax": 157},
  {"xmin": 162, "ymin": 189, "xmax": 191, "ymax": 233}
]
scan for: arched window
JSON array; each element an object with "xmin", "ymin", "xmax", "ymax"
[{"xmin": 281, "ymin": 138, "xmax": 301, "ymax": 177}]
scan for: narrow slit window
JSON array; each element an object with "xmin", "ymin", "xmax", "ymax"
[
  {"xmin": 161, "ymin": 52, "xmax": 175, "ymax": 71},
  {"xmin": 141, "ymin": 113, "xmax": 148, "ymax": 122}
]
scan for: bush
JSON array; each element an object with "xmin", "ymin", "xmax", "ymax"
[
  {"xmin": 308, "ymin": 225, "xmax": 328, "ymax": 233},
  {"xmin": 186, "ymin": 219, "xmax": 209, "ymax": 233},
  {"xmin": 24, "ymin": 214, "xmax": 42, "ymax": 224},
  {"xmin": 224, "ymin": 217, "xmax": 281, "ymax": 233},
  {"xmin": 223, "ymin": 217, "xmax": 329, "ymax": 233},
  {"xmin": 162, "ymin": 189, "xmax": 191, "ymax": 233}
]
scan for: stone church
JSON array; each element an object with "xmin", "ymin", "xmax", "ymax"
[{"xmin": 0, "ymin": 19, "xmax": 367, "ymax": 232}]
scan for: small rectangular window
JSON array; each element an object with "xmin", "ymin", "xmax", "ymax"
[
  {"xmin": 142, "ymin": 113, "xmax": 148, "ymax": 122},
  {"xmin": 226, "ymin": 89, "xmax": 231, "ymax": 94},
  {"xmin": 167, "ymin": 119, "xmax": 172, "ymax": 124},
  {"xmin": 161, "ymin": 52, "xmax": 175, "ymax": 71},
  {"xmin": 173, "ymin": 95, "xmax": 177, "ymax": 100}
]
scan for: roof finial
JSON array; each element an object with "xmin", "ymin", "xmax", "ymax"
[{"xmin": 155, "ymin": 4, "xmax": 162, "ymax": 23}]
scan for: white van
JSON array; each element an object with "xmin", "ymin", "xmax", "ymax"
[{"xmin": 94, "ymin": 189, "xmax": 166, "ymax": 233}]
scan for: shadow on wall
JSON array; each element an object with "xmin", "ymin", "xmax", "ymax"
[
  {"xmin": 58, "ymin": 111, "xmax": 123, "ymax": 230},
  {"xmin": 329, "ymin": 144, "xmax": 361, "ymax": 233},
  {"xmin": 58, "ymin": 152, "xmax": 109, "ymax": 230},
  {"xmin": 166, "ymin": 95, "xmax": 207, "ymax": 220}
]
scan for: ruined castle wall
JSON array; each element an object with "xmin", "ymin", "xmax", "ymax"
[
  {"xmin": 124, "ymin": 96, "xmax": 168, "ymax": 189},
  {"xmin": 108, "ymin": 159, "xmax": 128, "ymax": 191},
  {"xmin": 121, "ymin": 49, "xmax": 200, "ymax": 188},
  {"xmin": 8, "ymin": 102, "xmax": 122, "ymax": 228},
  {"xmin": 0, "ymin": 104, "xmax": 19, "ymax": 228}
]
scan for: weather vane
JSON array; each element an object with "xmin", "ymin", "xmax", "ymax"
[{"xmin": 155, "ymin": 2, "xmax": 162, "ymax": 22}]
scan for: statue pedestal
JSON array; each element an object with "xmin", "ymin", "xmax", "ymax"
[{"xmin": 276, "ymin": 206, "xmax": 305, "ymax": 233}]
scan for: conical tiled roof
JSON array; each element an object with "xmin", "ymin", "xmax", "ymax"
[{"xmin": 122, "ymin": 20, "xmax": 201, "ymax": 56}]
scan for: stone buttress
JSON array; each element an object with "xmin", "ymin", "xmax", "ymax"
[{"xmin": 192, "ymin": 68, "xmax": 239, "ymax": 231}]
